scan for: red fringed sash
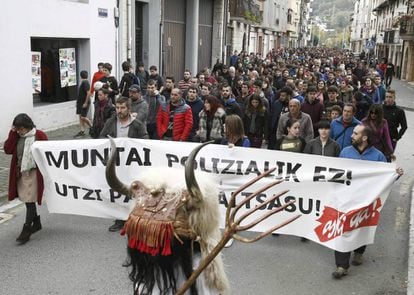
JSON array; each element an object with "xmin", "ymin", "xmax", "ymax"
[
  {"xmin": 121, "ymin": 216, "xmax": 174, "ymax": 256},
  {"xmin": 121, "ymin": 189, "xmax": 191, "ymax": 256}
]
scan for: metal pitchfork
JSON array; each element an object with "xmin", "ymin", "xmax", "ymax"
[{"xmin": 176, "ymin": 163, "xmax": 301, "ymax": 295}]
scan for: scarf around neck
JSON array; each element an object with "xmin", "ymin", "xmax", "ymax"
[{"xmin": 20, "ymin": 128, "xmax": 37, "ymax": 172}]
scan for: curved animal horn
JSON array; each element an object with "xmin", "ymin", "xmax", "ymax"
[
  {"xmin": 105, "ymin": 137, "xmax": 130, "ymax": 197},
  {"xmin": 185, "ymin": 141, "xmax": 213, "ymax": 202}
]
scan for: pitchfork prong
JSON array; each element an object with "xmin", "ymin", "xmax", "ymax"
[
  {"xmin": 236, "ymin": 199, "xmax": 296, "ymax": 231},
  {"xmin": 225, "ymin": 168, "xmax": 277, "ymax": 223},
  {"xmin": 232, "ymin": 214, "xmax": 301, "ymax": 243},
  {"xmin": 234, "ymin": 190, "xmax": 289, "ymax": 226},
  {"xmin": 229, "ymin": 180, "xmax": 285, "ymax": 223}
]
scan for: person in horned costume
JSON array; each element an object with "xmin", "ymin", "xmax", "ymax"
[
  {"xmin": 106, "ymin": 139, "xmax": 229, "ymax": 294},
  {"xmin": 106, "ymin": 139, "xmax": 300, "ymax": 295}
]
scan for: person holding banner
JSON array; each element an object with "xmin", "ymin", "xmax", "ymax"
[
  {"xmin": 221, "ymin": 114, "xmax": 250, "ymax": 148},
  {"xmin": 273, "ymin": 118, "xmax": 308, "ymax": 241},
  {"xmin": 221, "ymin": 114, "xmax": 250, "ymax": 248},
  {"xmin": 304, "ymin": 120, "xmax": 340, "ymax": 157},
  {"xmin": 332, "ymin": 124, "xmax": 404, "ymax": 279},
  {"xmin": 4, "ymin": 114, "xmax": 48, "ymax": 244},
  {"xmin": 100, "ymin": 96, "xmax": 149, "ymax": 232},
  {"xmin": 274, "ymin": 118, "xmax": 306, "ymax": 153},
  {"xmin": 329, "ymin": 103, "xmax": 361, "ymax": 150}
]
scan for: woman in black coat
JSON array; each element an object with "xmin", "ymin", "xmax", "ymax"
[{"xmin": 243, "ymin": 94, "xmax": 268, "ymax": 148}]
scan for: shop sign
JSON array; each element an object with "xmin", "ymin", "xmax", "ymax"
[{"xmin": 98, "ymin": 8, "xmax": 108, "ymax": 18}]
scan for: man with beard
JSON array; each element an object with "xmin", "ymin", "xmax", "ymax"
[
  {"xmin": 144, "ymin": 79, "xmax": 166, "ymax": 139},
  {"xmin": 220, "ymin": 84, "xmax": 243, "ymax": 119},
  {"xmin": 100, "ymin": 96, "xmax": 149, "ymax": 232},
  {"xmin": 186, "ymin": 85, "xmax": 204, "ymax": 141},
  {"xmin": 156, "ymin": 88, "xmax": 193, "ymax": 141},
  {"xmin": 235, "ymin": 82, "xmax": 251, "ymax": 114},
  {"xmin": 178, "ymin": 70, "xmax": 192, "ymax": 92},
  {"xmin": 128, "ymin": 84, "xmax": 148, "ymax": 125},
  {"xmin": 332, "ymin": 124, "xmax": 404, "ymax": 279}
]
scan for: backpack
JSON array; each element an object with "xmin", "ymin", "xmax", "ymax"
[{"xmin": 120, "ymin": 73, "xmax": 138, "ymax": 97}]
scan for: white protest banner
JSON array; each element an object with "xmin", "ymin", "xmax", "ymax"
[{"xmin": 32, "ymin": 138, "xmax": 398, "ymax": 252}]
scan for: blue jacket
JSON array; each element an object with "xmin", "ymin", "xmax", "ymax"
[
  {"xmin": 330, "ymin": 116, "xmax": 361, "ymax": 150},
  {"xmin": 340, "ymin": 145, "xmax": 387, "ymax": 162}
]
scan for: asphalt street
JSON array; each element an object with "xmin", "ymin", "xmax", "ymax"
[{"xmin": 0, "ymin": 79, "xmax": 413, "ymax": 295}]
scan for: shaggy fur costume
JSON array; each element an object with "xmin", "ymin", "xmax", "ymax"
[{"xmin": 125, "ymin": 168, "xmax": 229, "ymax": 295}]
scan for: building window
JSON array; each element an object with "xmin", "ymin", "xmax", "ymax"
[
  {"xmin": 287, "ymin": 9, "xmax": 292, "ymax": 24},
  {"xmin": 31, "ymin": 38, "xmax": 84, "ymax": 105}
]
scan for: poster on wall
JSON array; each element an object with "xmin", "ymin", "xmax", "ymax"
[
  {"xmin": 31, "ymin": 51, "xmax": 41, "ymax": 93},
  {"xmin": 59, "ymin": 48, "xmax": 77, "ymax": 87}
]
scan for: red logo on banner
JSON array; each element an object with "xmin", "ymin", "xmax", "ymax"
[{"xmin": 314, "ymin": 198, "xmax": 382, "ymax": 242}]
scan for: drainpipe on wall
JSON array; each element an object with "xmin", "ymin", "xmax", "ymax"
[
  {"xmin": 127, "ymin": 0, "xmax": 132, "ymax": 61},
  {"xmin": 399, "ymin": 3, "xmax": 410, "ymax": 80},
  {"xmin": 114, "ymin": 1, "xmax": 120, "ymax": 79},
  {"xmin": 160, "ymin": 0, "xmax": 164, "ymax": 77},
  {"xmin": 399, "ymin": 40, "xmax": 405, "ymax": 79},
  {"xmin": 222, "ymin": 0, "xmax": 228, "ymax": 63}
]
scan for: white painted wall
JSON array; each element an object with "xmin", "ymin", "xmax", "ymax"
[{"xmin": 0, "ymin": 0, "xmax": 116, "ymax": 142}]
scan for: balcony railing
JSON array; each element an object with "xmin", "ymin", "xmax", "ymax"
[
  {"xmin": 229, "ymin": 0, "xmax": 261, "ymax": 23},
  {"xmin": 400, "ymin": 18, "xmax": 414, "ymax": 40}
]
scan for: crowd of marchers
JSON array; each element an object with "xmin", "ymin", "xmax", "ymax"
[
  {"xmin": 3, "ymin": 47, "xmax": 407, "ymax": 282},
  {"xmin": 75, "ymin": 48, "xmax": 406, "ymax": 155},
  {"xmin": 70, "ymin": 46, "xmax": 406, "ymax": 279}
]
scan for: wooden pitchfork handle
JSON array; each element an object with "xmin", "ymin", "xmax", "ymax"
[{"xmin": 175, "ymin": 168, "xmax": 301, "ymax": 295}]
